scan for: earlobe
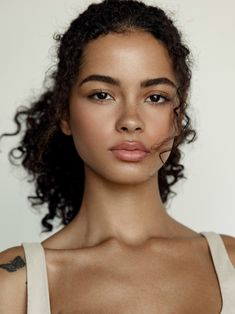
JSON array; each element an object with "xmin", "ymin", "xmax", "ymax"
[{"xmin": 60, "ymin": 120, "xmax": 72, "ymax": 135}]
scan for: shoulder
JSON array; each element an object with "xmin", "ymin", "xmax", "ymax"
[
  {"xmin": 0, "ymin": 246, "xmax": 26, "ymax": 313},
  {"xmin": 0, "ymin": 245, "xmax": 26, "ymax": 279},
  {"xmin": 220, "ymin": 233, "xmax": 235, "ymax": 268}
]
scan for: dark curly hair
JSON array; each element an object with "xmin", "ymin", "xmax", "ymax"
[{"xmin": 0, "ymin": 0, "xmax": 197, "ymax": 233}]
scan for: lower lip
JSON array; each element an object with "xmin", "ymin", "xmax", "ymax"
[{"xmin": 111, "ymin": 149, "xmax": 150, "ymax": 161}]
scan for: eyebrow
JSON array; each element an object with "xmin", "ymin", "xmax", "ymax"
[{"xmin": 78, "ymin": 74, "xmax": 177, "ymax": 89}]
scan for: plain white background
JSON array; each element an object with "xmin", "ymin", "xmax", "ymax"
[{"xmin": 0, "ymin": 0, "xmax": 234, "ymax": 251}]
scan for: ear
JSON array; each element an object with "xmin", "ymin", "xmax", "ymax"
[{"xmin": 60, "ymin": 119, "xmax": 72, "ymax": 135}]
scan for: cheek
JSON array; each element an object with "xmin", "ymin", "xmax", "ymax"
[
  {"xmin": 68, "ymin": 106, "xmax": 110, "ymax": 158},
  {"xmin": 148, "ymin": 107, "xmax": 175, "ymax": 141},
  {"xmin": 147, "ymin": 108, "xmax": 176, "ymax": 165}
]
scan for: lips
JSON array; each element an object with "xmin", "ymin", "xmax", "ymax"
[
  {"xmin": 110, "ymin": 141, "xmax": 150, "ymax": 153},
  {"xmin": 110, "ymin": 141, "xmax": 151, "ymax": 161}
]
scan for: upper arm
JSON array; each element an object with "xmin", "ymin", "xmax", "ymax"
[
  {"xmin": 220, "ymin": 234, "xmax": 235, "ymax": 268},
  {"xmin": 0, "ymin": 246, "xmax": 27, "ymax": 314}
]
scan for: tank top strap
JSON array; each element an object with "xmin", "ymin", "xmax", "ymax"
[
  {"xmin": 22, "ymin": 242, "xmax": 51, "ymax": 314},
  {"xmin": 200, "ymin": 231, "xmax": 235, "ymax": 313}
]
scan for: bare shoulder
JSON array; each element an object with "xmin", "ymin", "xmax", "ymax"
[
  {"xmin": 0, "ymin": 246, "xmax": 27, "ymax": 314},
  {"xmin": 220, "ymin": 233, "xmax": 235, "ymax": 268},
  {"xmin": 0, "ymin": 245, "xmax": 26, "ymax": 275}
]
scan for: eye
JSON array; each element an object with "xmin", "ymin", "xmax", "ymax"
[
  {"xmin": 88, "ymin": 91, "xmax": 113, "ymax": 102},
  {"xmin": 146, "ymin": 94, "xmax": 170, "ymax": 104}
]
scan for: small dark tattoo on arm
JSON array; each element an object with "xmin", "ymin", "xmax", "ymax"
[{"xmin": 0, "ymin": 256, "xmax": 26, "ymax": 272}]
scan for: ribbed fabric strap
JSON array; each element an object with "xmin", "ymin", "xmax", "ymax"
[
  {"xmin": 200, "ymin": 231, "xmax": 235, "ymax": 314},
  {"xmin": 22, "ymin": 242, "xmax": 51, "ymax": 314}
]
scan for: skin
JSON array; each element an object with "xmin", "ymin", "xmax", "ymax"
[
  {"xmin": 1, "ymin": 30, "xmax": 235, "ymax": 313},
  {"xmin": 58, "ymin": 30, "xmax": 200, "ymax": 250},
  {"xmin": 0, "ymin": 256, "xmax": 25, "ymax": 272}
]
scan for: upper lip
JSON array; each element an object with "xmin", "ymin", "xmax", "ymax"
[{"xmin": 110, "ymin": 141, "xmax": 150, "ymax": 152}]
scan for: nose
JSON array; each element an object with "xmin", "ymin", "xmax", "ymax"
[{"xmin": 115, "ymin": 106, "xmax": 144, "ymax": 134}]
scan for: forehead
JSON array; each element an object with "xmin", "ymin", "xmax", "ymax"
[{"xmin": 78, "ymin": 31, "xmax": 176, "ymax": 84}]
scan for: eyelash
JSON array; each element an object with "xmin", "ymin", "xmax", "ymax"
[{"xmin": 87, "ymin": 91, "xmax": 170, "ymax": 104}]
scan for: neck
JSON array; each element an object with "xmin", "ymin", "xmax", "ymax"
[{"xmin": 65, "ymin": 166, "xmax": 181, "ymax": 248}]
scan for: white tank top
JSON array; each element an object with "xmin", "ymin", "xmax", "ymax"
[
  {"xmin": 22, "ymin": 231, "xmax": 235, "ymax": 314},
  {"xmin": 22, "ymin": 242, "xmax": 51, "ymax": 314}
]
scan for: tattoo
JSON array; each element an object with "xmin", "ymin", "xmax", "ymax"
[{"xmin": 0, "ymin": 256, "xmax": 25, "ymax": 272}]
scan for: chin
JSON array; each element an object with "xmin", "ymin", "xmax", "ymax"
[
  {"xmin": 101, "ymin": 166, "xmax": 159, "ymax": 185},
  {"xmin": 84, "ymin": 156, "xmax": 164, "ymax": 184}
]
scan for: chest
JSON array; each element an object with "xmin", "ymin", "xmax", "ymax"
[{"xmin": 48, "ymin": 245, "xmax": 222, "ymax": 314}]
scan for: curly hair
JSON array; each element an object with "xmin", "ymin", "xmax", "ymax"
[{"xmin": 1, "ymin": 0, "xmax": 197, "ymax": 232}]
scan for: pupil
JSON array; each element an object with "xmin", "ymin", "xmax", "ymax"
[
  {"xmin": 152, "ymin": 95, "xmax": 159, "ymax": 101},
  {"xmin": 100, "ymin": 92, "xmax": 106, "ymax": 99}
]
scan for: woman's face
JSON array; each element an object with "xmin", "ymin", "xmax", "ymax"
[{"xmin": 62, "ymin": 30, "xmax": 178, "ymax": 184}]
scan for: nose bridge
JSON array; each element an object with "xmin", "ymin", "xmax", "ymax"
[{"xmin": 115, "ymin": 96, "xmax": 144, "ymax": 133}]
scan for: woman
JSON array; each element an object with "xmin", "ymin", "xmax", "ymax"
[{"xmin": 0, "ymin": 0, "xmax": 235, "ymax": 313}]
